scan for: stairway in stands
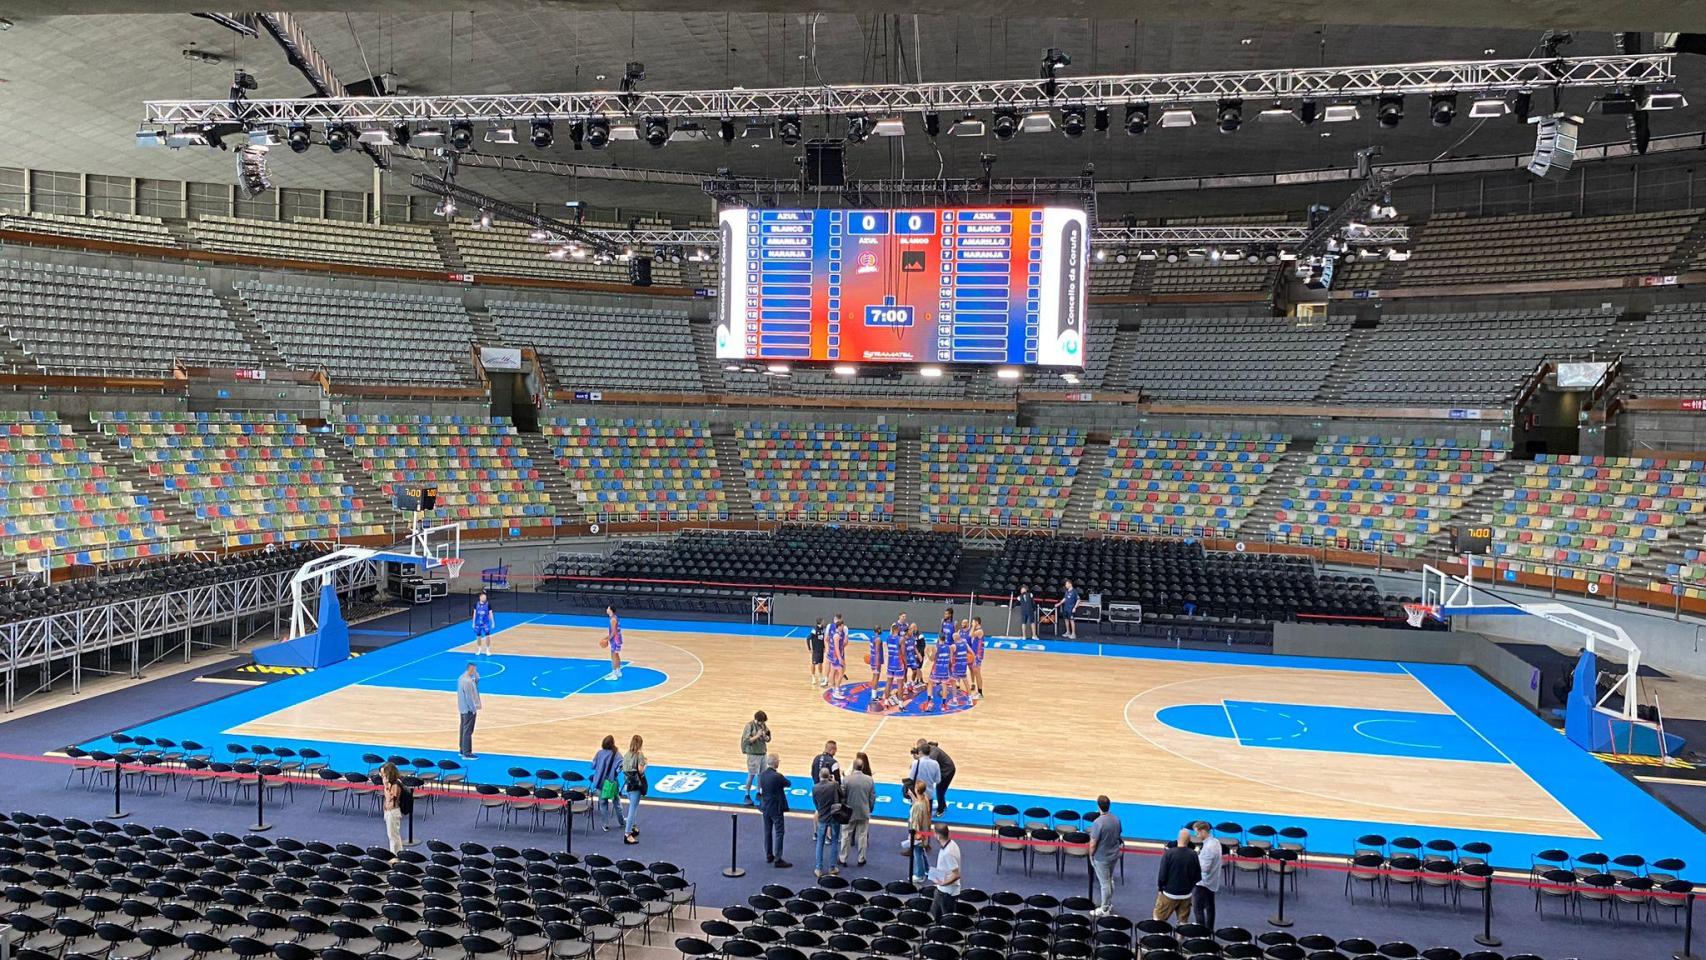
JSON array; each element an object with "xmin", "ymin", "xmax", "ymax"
[
  {"xmin": 219, "ymin": 293, "xmax": 288, "ymax": 369},
  {"xmin": 430, "ymin": 225, "xmax": 467, "ymax": 273},
  {"xmin": 1660, "ymin": 212, "xmax": 1706, "ymax": 274},
  {"xmin": 313, "ymin": 430, "xmax": 396, "ymax": 534},
  {"xmin": 74, "ymin": 417, "xmax": 212, "ymax": 547},
  {"xmin": 0, "ymin": 332, "xmax": 42, "ymax": 374},
  {"xmin": 1316, "ymin": 325, "xmax": 1374, "ymax": 401},
  {"xmin": 1057, "ymin": 438, "xmax": 1108, "ymax": 534},
  {"xmin": 1233, "ymin": 439, "xmax": 1317, "ymax": 543},
  {"xmin": 893, "ymin": 433, "xmax": 921, "ymax": 527},
  {"xmin": 1100, "ymin": 327, "xmax": 1139, "ymax": 392},
  {"xmin": 466, "ymin": 305, "xmax": 499, "ymax": 345},
  {"xmin": 690, "ymin": 321, "xmax": 726, "ymax": 392},
  {"xmin": 710, "ymin": 427, "xmax": 756, "ymax": 521},
  {"xmin": 517, "ymin": 433, "xmax": 581, "ymax": 523},
  {"xmin": 1420, "ymin": 459, "xmax": 1525, "ymax": 555}
]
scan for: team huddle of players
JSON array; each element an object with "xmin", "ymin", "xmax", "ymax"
[{"xmin": 810, "ymin": 609, "xmax": 986, "ymax": 713}]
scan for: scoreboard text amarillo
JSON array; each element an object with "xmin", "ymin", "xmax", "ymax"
[{"xmin": 715, "ymin": 206, "xmax": 1087, "ymax": 367}]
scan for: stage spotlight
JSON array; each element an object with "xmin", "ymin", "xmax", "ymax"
[
  {"xmin": 1164, "ymin": 247, "xmax": 1181, "ymax": 263},
  {"xmin": 1061, "ymin": 105, "xmax": 1087, "ymax": 137},
  {"xmin": 1322, "ymin": 102, "xmax": 1359, "ymax": 123},
  {"xmin": 1094, "ymin": 248, "xmax": 1107, "ymax": 262},
  {"xmin": 1376, "ymin": 94, "xmax": 1404, "ymax": 128},
  {"xmin": 1094, "ymin": 106, "xmax": 1109, "ymax": 133},
  {"xmin": 1298, "ymin": 99, "xmax": 1319, "ymax": 125},
  {"xmin": 1159, "ymin": 107, "xmax": 1196, "ymax": 128},
  {"xmin": 1124, "ymin": 103, "xmax": 1149, "ymax": 135},
  {"xmin": 1429, "ymin": 93, "xmax": 1457, "ymax": 127},
  {"xmin": 1217, "ymin": 98, "xmax": 1243, "ymax": 133},
  {"xmin": 1469, "ymin": 97, "xmax": 1509, "ymax": 119},
  {"xmin": 846, "ymin": 114, "xmax": 872, "ymax": 143},
  {"xmin": 449, "ymin": 119, "xmax": 474, "ymax": 150},
  {"xmin": 871, "ymin": 116, "xmax": 906, "ymax": 137},
  {"xmin": 286, "ymin": 123, "xmax": 311, "ymax": 153},
  {"xmin": 923, "ymin": 111, "xmax": 941, "ymax": 138},
  {"xmin": 720, "ymin": 118, "xmax": 736, "ymax": 143},
  {"xmin": 325, "ymin": 124, "xmax": 351, "ymax": 153},
  {"xmin": 949, "ymin": 113, "xmax": 985, "ymax": 137},
  {"xmin": 992, "ymin": 107, "xmax": 1019, "ymax": 141},
  {"xmin": 528, "ymin": 119, "xmax": 554, "ymax": 149},
  {"xmin": 642, "ymin": 117, "xmax": 669, "ymax": 147},
  {"xmin": 778, "ymin": 114, "xmax": 803, "ymax": 145},
  {"xmin": 585, "ymin": 118, "xmax": 611, "ymax": 149}
]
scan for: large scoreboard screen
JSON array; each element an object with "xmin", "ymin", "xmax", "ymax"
[{"xmin": 715, "ymin": 206, "xmax": 1088, "ymax": 366}]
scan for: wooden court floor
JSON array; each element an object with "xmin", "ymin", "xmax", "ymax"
[{"xmin": 233, "ymin": 621, "xmax": 1590, "ymax": 838}]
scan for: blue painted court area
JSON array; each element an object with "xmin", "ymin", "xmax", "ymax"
[
  {"xmin": 1157, "ymin": 700, "xmax": 1506, "ymax": 763},
  {"xmin": 364, "ymin": 652, "xmax": 666, "ymax": 698},
  {"xmin": 68, "ymin": 612, "xmax": 1706, "ymax": 871}
]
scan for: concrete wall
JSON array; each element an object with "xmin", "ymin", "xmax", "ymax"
[
  {"xmin": 771, "ymin": 595, "xmax": 1011, "ymax": 634},
  {"xmin": 1273, "ymin": 623, "xmax": 1540, "ymax": 708}
]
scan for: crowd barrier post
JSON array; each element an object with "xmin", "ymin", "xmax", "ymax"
[
  {"xmin": 251, "ymin": 764, "xmax": 273, "ymax": 832},
  {"xmin": 723, "ymin": 810, "xmax": 745, "ymax": 878},
  {"xmin": 109, "ymin": 755, "xmax": 128, "ymax": 820}
]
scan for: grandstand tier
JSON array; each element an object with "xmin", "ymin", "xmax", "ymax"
[
  {"xmin": 545, "ymin": 417, "xmax": 727, "ymax": 522},
  {"xmin": 340, "ymin": 414, "xmax": 551, "ymax": 530},
  {"xmin": 919, "ymin": 426, "xmax": 1083, "ymax": 529},
  {"xmin": 1093, "ymin": 431, "xmax": 1288, "ymax": 535},
  {"xmin": 737, "ymin": 422, "xmax": 897, "ymax": 523}
]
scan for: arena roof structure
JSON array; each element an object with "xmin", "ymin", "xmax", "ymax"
[{"xmin": 3, "ymin": 9, "xmax": 1706, "ymax": 214}]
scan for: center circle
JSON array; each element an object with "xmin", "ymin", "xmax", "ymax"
[{"xmin": 823, "ymin": 681, "xmax": 976, "ymax": 716}]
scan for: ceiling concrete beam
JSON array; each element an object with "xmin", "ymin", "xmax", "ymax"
[{"xmin": 9, "ymin": 2, "xmax": 1706, "ymax": 32}]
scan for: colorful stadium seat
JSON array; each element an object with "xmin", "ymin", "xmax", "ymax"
[
  {"xmin": 919, "ymin": 426, "xmax": 1083, "ymax": 529},
  {"xmin": 1095, "ymin": 431, "xmax": 1288, "ymax": 535},
  {"xmin": 546, "ymin": 417, "xmax": 727, "ymax": 522},
  {"xmin": 96, "ymin": 411, "xmax": 385, "ymax": 548},
  {"xmin": 1269, "ymin": 436, "xmax": 1506, "ymax": 551},
  {"xmin": 0, "ymin": 411, "xmax": 195, "ymax": 569},
  {"xmin": 340, "ymin": 414, "xmax": 552, "ymax": 531},
  {"xmin": 737, "ymin": 422, "xmax": 895, "ymax": 523}
]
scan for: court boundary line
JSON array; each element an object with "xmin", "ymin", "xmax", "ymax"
[
  {"xmin": 1395, "ymin": 661, "xmax": 1598, "ymax": 837},
  {"xmin": 1121, "ymin": 675, "xmax": 1587, "ymax": 830},
  {"xmin": 235, "ymin": 625, "xmax": 710, "ymax": 739}
]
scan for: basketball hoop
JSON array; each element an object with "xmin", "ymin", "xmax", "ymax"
[
  {"xmin": 1403, "ymin": 602, "xmax": 1439, "ymax": 628},
  {"xmin": 443, "ymin": 558, "xmax": 465, "ymax": 580}
]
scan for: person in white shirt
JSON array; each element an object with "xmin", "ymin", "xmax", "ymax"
[
  {"xmin": 1191, "ymin": 820, "xmax": 1223, "ymax": 931},
  {"xmin": 929, "ymin": 822, "xmax": 961, "ymax": 922}
]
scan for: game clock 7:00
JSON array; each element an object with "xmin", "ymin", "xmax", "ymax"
[{"xmin": 715, "ymin": 206, "xmax": 1087, "ymax": 367}]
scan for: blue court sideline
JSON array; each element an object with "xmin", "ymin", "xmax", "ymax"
[{"xmin": 71, "ymin": 612, "xmax": 1706, "ymax": 870}]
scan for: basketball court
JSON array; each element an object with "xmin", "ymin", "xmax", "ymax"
[{"xmin": 74, "ymin": 612, "xmax": 1706, "ymax": 867}]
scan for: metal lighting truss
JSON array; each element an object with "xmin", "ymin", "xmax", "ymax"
[
  {"xmin": 0, "ymin": 561, "xmax": 378, "ymax": 712},
  {"xmin": 411, "ymin": 172, "xmax": 624, "ymax": 256},
  {"xmin": 573, "ymin": 223, "xmax": 1408, "ymax": 252},
  {"xmin": 142, "ymin": 54, "xmax": 1673, "ymax": 128}
]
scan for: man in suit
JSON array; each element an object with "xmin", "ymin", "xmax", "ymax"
[{"xmin": 757, "ymin": 754, "xmax": 792, "ymax": 868}]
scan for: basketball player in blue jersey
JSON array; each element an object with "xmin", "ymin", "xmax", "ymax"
[
  {"xmin": 867, "ymin": 624, "xmax": 886, "ymax": 688},
  {"xmin": 968, "ymin": 616, "xmax": 987, "ymax": 700},
  {"xmin": 825, "ymin": 614, "xmax": 849, "ymax": 696},
  {"xmin": 882, "ymin": 624, "xmax": 908, "ymax": 709},
  {"xmin": 471, "ymin": 591, "xmax": 495, "ymax": 655},
  {"xmin": 940, "ymin": 608, "xmax": 956, "ymax": 654},
  {"xmin": 904, "ymin": 624, "xmax": 925, "ymax": 695},
  {"xmin": 926, "ymin": 626, "xmax": 955, "ymax": 712},
  {"xmin": 950, "ymin": 621, "xmax": 971, "ymax": 702},
  {"xmin": 599, "ymin": 605, "xmax": 624, "ymax": 681}
]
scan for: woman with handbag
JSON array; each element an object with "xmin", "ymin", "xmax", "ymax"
[
  {"xmin": 908, "ymin": 779, "xmax": 933, "ymax": 884},
  {"xmin": 590, "ymin": 735, "xmax": 622, "ymax": 831},
  {"xmin": 621, "ymin": 734, "xmax": 648, "ymax": 844}
]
